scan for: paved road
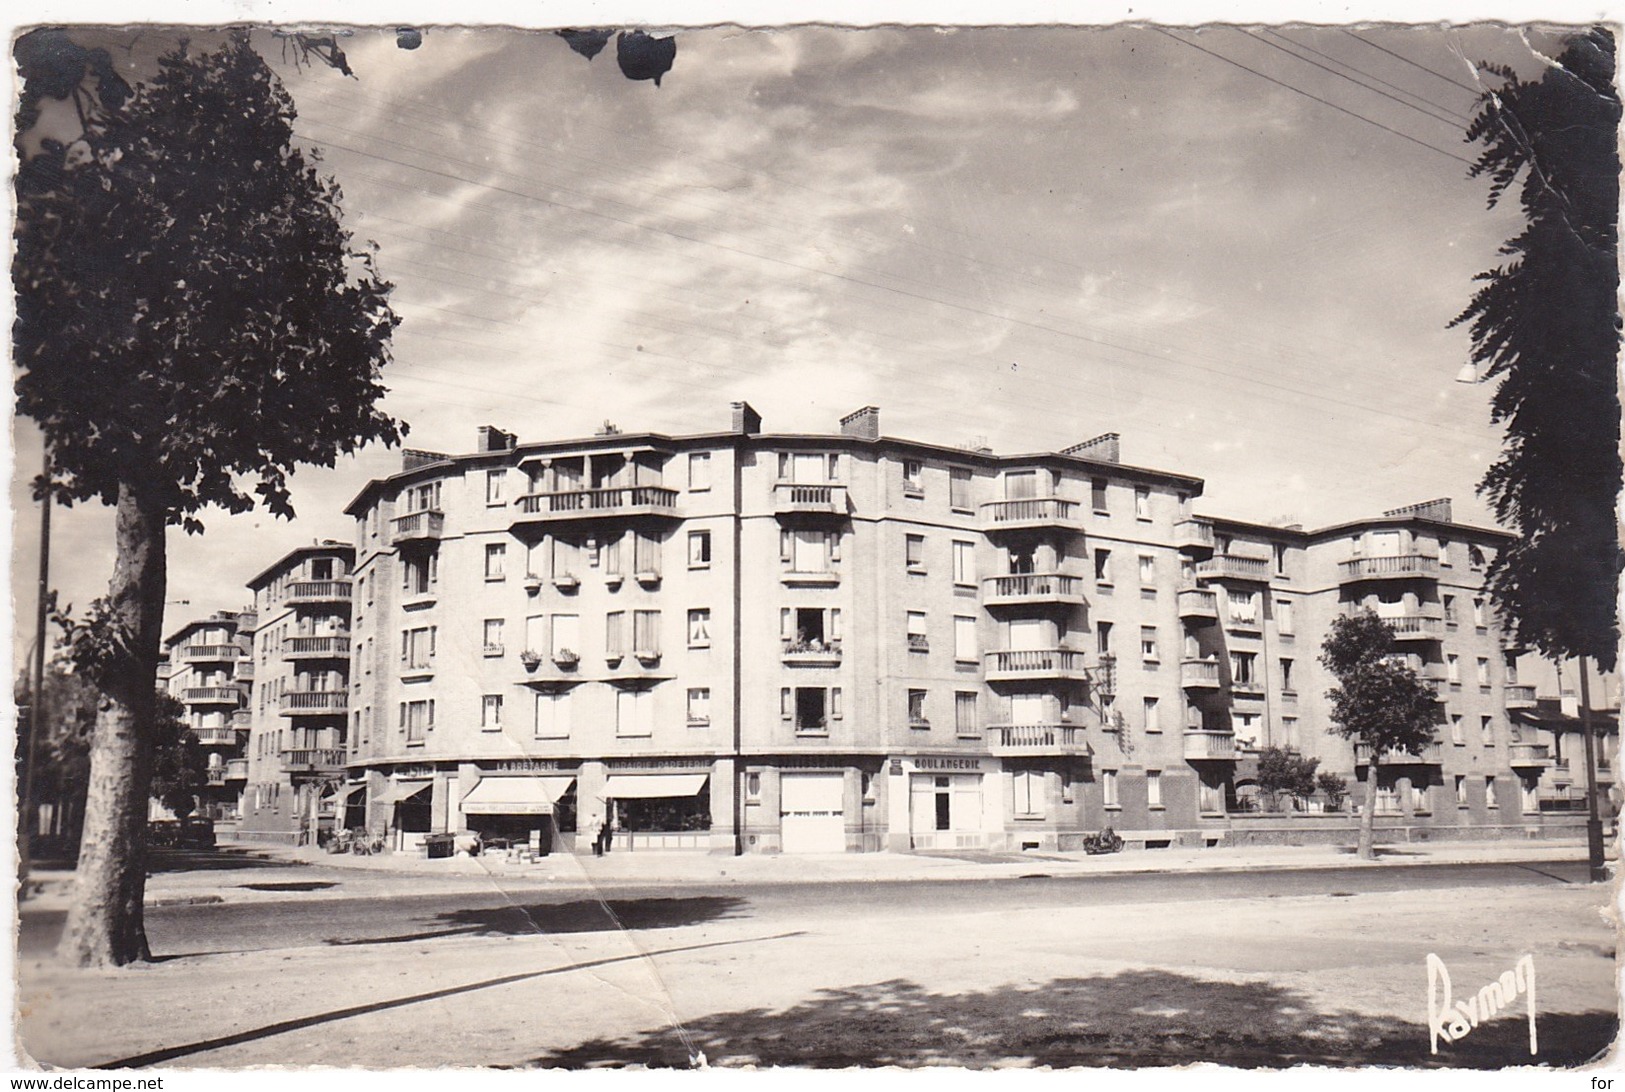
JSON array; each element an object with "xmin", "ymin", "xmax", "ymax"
[{"xmin": 20, "ymin": 858, "xmax": 1588, "ymax": 959}]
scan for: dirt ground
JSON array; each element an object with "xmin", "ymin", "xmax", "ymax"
[{"xmin": 16, "ymin": 878, "xmax": 1618, "ymax": 1070}]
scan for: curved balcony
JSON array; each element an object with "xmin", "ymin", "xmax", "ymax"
[
  {"xmin": 1177, "ymin": 588, "xmax": 1219, "ymax": 623},
  {"xmin": 1195, "ymin": 555, "xmax": 1271, "ymax": 583},
  {"xmin": 1339, "ymin": 554, "xmax": 1439, "ymax": 584},
  {"xmin": 183, "ymin": 686, "xmax": 242, "ymax": 705},
  {"xmin": 512, "ymin": 486, "xmax": 679, "ymax": 527},
  {"xmin": 1508, "ymin": 742, "xmax": 1551, "ymax": 769},
  {"xmin": 285, "ymin": 579, "xmax": 353, "ymax": 606},
  {"xmin": 391, "ymin": 509, "xmax": 445, "ymax": 546},
  {"xmin": 279, "ymin": 690, "xmax": 349, "ymax": 717},
  {"xmin": 1180, "ymin": 659, "xmax": 1222, "ymax": 690},
  {"xmin": 1504, "ymin": 684, "xmax": 1537, "ymax": 710},
  {"xmin": 282, "ymin": 748, "xmax": 349, "ymax": 774},
  {"xmin": 987, "ymin": 724, "xmax": 1091, "ymax": 756},
  {"xmin": 773, "ymin": 482, "xmax": 849, "ymax": 519},
  {"xmin": 180, "ymin": 644, "xmax": 241, "ymax": 663},
  {"xmin": 980, "ymin": 497, "xmax": 1086, "ymax": 536},
  {"xmin": 983, "ymin": 573, "xmax": 1087, "ymax": 608},
  {"xmin": 1354, "ymin": 740, "xmax": 1443, "ymax": 766},
  {"xmin": 284, "ymin": 634, "xmax": 352, "ymax": 661},
  {"xmin": 1174, "ymin": 518, "xmax": 1216, "ymax": 555},
  {"xmin": 1385, "ymin": 614, "xmax": 1445, "ymax": 642},
  {"xmin": 984, "ymin": 648, "xmax": 1090, "ymax": 682},
  {"xmin": 1184, "ymin": 730, "xmax": 1239, "ymax": 761},
  {"xmin": 191, "ymin": 726, "xmax": 242, "ymax": 746},
  {"xmin": 225, "ymin": 757, "xmax": 249, "ymax": 782}
]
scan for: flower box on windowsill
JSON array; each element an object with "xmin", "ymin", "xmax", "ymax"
[
  {"xmin": 604, "ymin": 573, "xmax": 623, "ymax": 589},
  {"xmin": 909, "ymin": 718, "xmax": 931, "ymax": 730},
  {"xmin": 605, "ymin": 653, "xmax": 624, "ymax": 666},
  {"xmin": 634, "ymin": 570, "xmax": 661, "ymax": 587},
  {"xmin": 519, "ymin": 650, "xmax": 542, "ymax": 670},
  {"xmin": 483, "ymin": 645, "xmax": 505, "ymax": 658},
  {"xmin": 687, "ymin": 716, "xmax": 712, "ymax": 727},
  {"xmin": 552, "ymin": 649, "xmax": 580, "ymax": 669},
  {"xmin": 523, "ymin": 575, "xmax": 543, "ymax": 595},
  {"xmin": 633, "ymin": 648, "xmax": 661, "ymax": 664},
  {"xmin": 554, "ymin": 574, "xmax": 580, "ymax": 592}
]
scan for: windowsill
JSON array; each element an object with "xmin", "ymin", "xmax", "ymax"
[
  {"xmin": 402, "ymin": 594, "xmax": 436, "ymax": 610},
  {"xmin": 1013, "ymin": 813, "xmax": 1045, "ymax": 821},
  {"xmin": 954, "ymin": 581, "xmax": 976, "ymax": 591},
  {"xmin": 485, "ymin": 576, "xmax": 506, "ymax": 583},
  {"xmin": 1093, "ymin": 509, "xmax": 1109, "ymax": 517},
  {"xmin": 793, "ymin": 731, "xmax": 830, "ymax": 738},
  {"xmin": 689, "ymin": 643, "xmax": 710, "ymax": 651},
  {"xmin": 480, "ymin": 726, "xmax": 502, "ymax": 733},
  {"xmin": 688, "ymin": 564, "xmax": 711, "ymax": 572},
  {"xmin": 686, "ymin": 718, "xmax": 711, "ymax": 728},
  {"xmin": 1104, "ymin": 804, "xmax": 1122, "ymax": 812},
  {"xmin": 1148, "ymin": 805, "xmax": 1166, "ymax": 812},
  {"xmin": 903, "ymin": 487, "xmax": 924, "ymax": 499},
  {"xmin": 906, "ymin": 567, "xmax": 927, "ymax": 577},
  {"xmin": 689, "ymin": 486, "xmax": 711, "ymax": 494},
  {"xmin": 955, "ymin": 658, "xmax": 977, "ymax": 667},
  {"xmin": 615, "ymin": 733, "xmax": 653, "ymax": 740},
  {"xmin": 1096, "ymin": 581, "xmax": 1114, "ymax": 591},
  {"xmin": 483, "ymin": 648, "xmax": 505, "ymax": 658},
  {"xmin": 1142, "ymin": 657, "xmax": 1160, "ymax": 666},
  {"xmin": 951, "ymin": 506, "xmax": 974, "ymax": 516},
  {"xmin": 400, "ymin": 669, "xmax": 434, "ymax": 682},
  {"xmin": 1137, "ymin": 517, "xmax": 1152, "ymax": 524}
]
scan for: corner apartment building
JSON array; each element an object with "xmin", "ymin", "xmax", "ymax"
[
  {"xmin": 160, "ymin": 609, "xmax": 255, "ymax": 826},
  {"xmin": 236, "ymin": 543, "xmax": 356, "ymax": 844},
  {"xmin": 326, "ymin": 402, "xmax": 1582, "ymax": 855}
]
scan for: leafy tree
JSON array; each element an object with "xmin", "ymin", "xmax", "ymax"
[
  {"xmin": 1316, "ymin": 771, "xmax": 1349, "ymax": 813},
  {"xmin": 15, "ymin": 661, "xmax": 100, "ymax": 849},
  {"xmin": 148, "ymin": 694, "xmax": 208, "ymax": 823},
  {"xmin": 1255, "ymin": 746, "xmax": 1320, "ymax": 812},
  {"xmin": 14, "ymin": 32, "xmax": 402, "ymax": 966},
  {"xmin": 1320, "ymin": 612, "xmax": 1441, "ymax": 860},
  {"xmin": 1452, "ymin": 28, "xmax": 1622, "ymax": 672}
]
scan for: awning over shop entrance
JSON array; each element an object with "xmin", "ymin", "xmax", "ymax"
[
  {"xmin": 461, "ymin": 777, "xmax": 576, "ymax": 815},
  {"xmin": 601, "ymin": 774, "xmax": 709, "ymax": 799},
  {"xmin": 373, "ymin": 780, "xmax": 432, "ymax": 806}
]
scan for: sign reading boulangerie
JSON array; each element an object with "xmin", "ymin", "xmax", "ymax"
[{"xmin": 1427, "ymin": 952, "xmax": 1537, "ymax": 1056}]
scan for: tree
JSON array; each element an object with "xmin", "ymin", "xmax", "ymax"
[
  {"xmin": 1255, "ymin": 746, "xmax": 1320, "ymax": 812},
  {"xmin": 1452, "ymin": 28, "xmax": 1622, "ymax": 673},
  {"xmin": 1320, "ymin": 612, "xmax": 1441, "ymax": 860},
  {"xmin": 148, "ymin": 694, "xmax": 208, "ymax": 823},
  {"xmin": 14, "ymin": 32, "xmax": 403, "ymax": 966},
  {"xmin": 14, "ymin": 661, "xmax": 100, "ymax": 850},
  {"xmin": 1316, "ymin": 772, "xmax": 1349, "ymax": 813}
]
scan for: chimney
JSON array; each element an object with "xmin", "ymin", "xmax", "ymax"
[
  {"xmin": 1383, "ymin": 497, "xmax": 1453, "ymax": 522},
  {"xmin": 1061, "ymin": 432, "xmax": 1120, "ymax": 463},
  {"xmin": 731, "ymin": 401, "xmax": 762, "ymax": 436},
  {"xmin": 477, "ymin": 426, "xmax": 516, "ymax": 453},
  {"xmin": 402, "ymin": 448, "xmax": 451, "ymax": 471},
  {"xmin": 840, "ymin": 406, "xmax": 880, "ymax": 441}
]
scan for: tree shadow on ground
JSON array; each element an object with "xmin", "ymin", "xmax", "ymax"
[
  {"xmin": 528, "ymin": 971, "xmax": 1617, "ymax": 1069},
  {"xmin": 147, "ymin": 848, "xmax": 303, "ymax": 873},
  {"xmin": 324, "ymin": 896, "xmax": 747, "ymax": 947}
]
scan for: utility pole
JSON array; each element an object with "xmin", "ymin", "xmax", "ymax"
[
  {"xmin": 1578, "ymin": 659, "xmax": 1608, "ymax": 883},
  {"xmin": 19, "ymin": 449, "xmax": 53, "ymax": 894}
]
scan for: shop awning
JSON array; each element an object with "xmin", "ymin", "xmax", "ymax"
[
  {"xmin": 461, "ymin": 777, "xmax": 576, "ymax": 815},
  {"xmin": 373, "ymin": 780, "xmax": 432, "ymax": 806},
  {"xmin": 600, "ymin": 773, "xmax": 709, "ymax": 799}
]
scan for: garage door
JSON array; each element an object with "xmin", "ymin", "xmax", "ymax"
[{"xmin": 780, "ymin": 773, "xmax": 846, "ymax": 853}]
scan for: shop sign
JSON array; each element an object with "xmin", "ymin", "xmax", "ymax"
[
  {"xmin": 484, "ymin": 759, "xmax": 569, "ymax": 774},
  {"xmin": 779, "ymin": 756, "xmax": 850, "ymax": 770},
  {"xmin": 911, "ymin": 756, "xmax": 988, "ymax": 772},
  {"xmin": 390, "ymin": 764, "xmax": 437, "ymax": 778},
  {"xmin": 607, "ymin": 756, "xmax": 713, "ymax": 771}
]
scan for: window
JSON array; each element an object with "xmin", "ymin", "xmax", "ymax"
[
  {"xmin": 1447, "ymin": 654, "xmax": 1460, "ymax": 684},
  {"xmin": 687, "ymin": 687, "xmax": 711, "ymax": 725},
  {"xmin": 1280, "ymin": 658, "xmax": 1294, "ymax": 692},
  {"xmin": 1275, "ymin": 598, "xmax": 1294, "ymax": 635},
  {"xmin": 484, "ymin": 543, "xmax": 506, "ymax": 581},
  {"xmin": 688, "ymin": 452, "xmax": 711, "ymax": 492},
  {"xmin": 1146, "ymin": 770, "xmax": 1163, "ymax": 808},
  {"xmin": 905, "ymin": 533, "xmax": 926, "ymax": 571},
  {"xmin": 955, "ymin": 692, "xmax": 978, "ymax": 737},
  {"xmin": 1273, "ymin": 542, "xmax": 1287, "ymax": 576},
  {"xmin": 1091, "ymin": 477, "xmax": 1109, "ymax": 512},
  {"xmin": 783, "ymin": 606, "xmax": 840, "ymax": 651},
  {"xmin": 952, "ymin": 541, "xmax": 976, "ymax": 586},
  {"xmin": 1443, "ymin": 595, "xmax": 1457, "ymax": 625},
  {"xmin": 1138, "ymin": 554, "xmax": 1156, "ymax": 586},
  {"xmin": 483, "ymin": 619, "xmax": 505, "ymax": 656},
  {"xmin": 550, "ymin": 614, "xmax": 579, "ymax": 660},
  {"xmin": 902, "ymin": 460, "xmax": 924, "ymax": 494},
  {"xmin": 1228, "ymin": 589, "xmax": 1259, "ymax": 627},
  {"xmin": 908, "ymin": 689, "xmax": 928, "ymax": 727},
  {"xmin": 481, "ymin": 694, "xmax": 503, "ymax": 731},
  {"xmin": 1094, "ymin": 548, "xmax": 1112, "ymax": 584},
  {"xmin": 1468, "ymin": 544, "xmax": 1486, "ymax": 570},
  {"xmin": 401, "ymin": 699, "xmax": 434, "ymax": 743},
  {"xmin": 1476, "ymin": 657, "xmax": 1490, "ymax": 687},
  {"xmin": 954, "ymin": 616, "xmax": 977, "ymax": 662},
  {"xmin": 784, "ymin": 686, "xmax": 839, "ymax": 732},
  {"xmin": 1504, "ymin": 653, "xmax": 1519, "ymax": 685},
  {"xmin": 405, "ymin": 481, "xmax": 441, "ymax": 513},
  {"xmin": 1096, "ymin": 621, "xmax": 1113, "ymax": 656},
  {"xmin": 685, "ymin": 529, "xmax": 711, "ymax": 572},
  {"xmin": 534, "ymin": 691, "xmax": 571, "ymax": 739},
  {"xmin": 1014, "ymin": 770, "xmax": 1044, "ymax": 817},
  {"xmin": 688, "ymin": 609, "xmax": 711, "ymax": 648},
  {"xmin": 1102, "ymin": 769, "xmax": 1119, "ymax": 808},
  {"xmin": 949, "ymin": 467, "xmax": 972, "ymax": 509},
  {"xmin": 403, "ymin": 552, "xmax": 437, "ymax": 595},
  {"xmin": 633, "ymin": 610, "xmax": 661, "ymax": 657},
  {"xmin": 1232, "ymin": 711, "xmax": 1261, "ymax": 746},
  {"xmin": 1455, "ymin": 775, "xmax": 1468, "ymax": 806},
  {"xmin": 1485, "ymin": 775, "xmax": 1498, "ymax": 808},
  {"xmin": 907, "ymin": 611, "xmax": 929, "ymax": 652},
  {"xmin": 485, "ymin": 470, "xmax": 505, "ymax": 506},
  {"xmin": 601, "ymin": 533, "xmax": 623, "ymax": 577},
  {"xmin": 1134, "ymin": 486, "xmax": 1151, "ymax": 520},
  {"xmin": 745, "ymin": 772, "xmax": 762, "ymax": 802},
  {"xmin": 615, "ymin": 689, "xmax": 656, "ymax": 737},
  {"xmin": 1410, "ymin": 781, "xmax": 1430, "ymax": 813},
  {"xmin": 1472, "ymin": 597, "xmax": 1487, "ymax": 628},
  {"xmin": 1480, "ymin": 715, "xmax": 1494, "ymax": 745},
  {"xmin": 1283, "ymin": 716, "xmax": 1300, "ymax": 748},
  {"xmin": 633, "ymin": 532, "xmax": 661, "ymax": 579},
  {"xmin": 1140, "ymin": 626, "xmax": 1159, "ymax": 662},
  {"xmin": 1231, "ymin": 651, "xmax": 1257, "ymax": 687},
  {"xmin": 1439, "ymin": 537, "xmax": 1452, "ymax": 567},
  {"xmin": 401, "ymin": 626, "xmax": 436, "ymax": 671},
  {"xmin": 1450, "ymin": 713, "xmax": 1464, "ymax": 744},
  {"xmin": 605, "ymin": 611, "xmax": 625, "ymax": 659},
  {"xmin": 1143, "ymin": 696, "xmax": 1161, "ymax": 732}
]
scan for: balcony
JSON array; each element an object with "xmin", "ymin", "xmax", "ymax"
[
  {"xmin": 512, "ymin": 486, "xmax": 679, "ymax": 526},
  {"xmin": 282, "ymin": 748, "xmax": 349, "ymax": 774},
  {"xmin": 983, "ymin": 573, "xmax": 1087, "ymax": 608},
  {"xmin": 279, "ymin": 690, "xmax": 349, "ymax": 716},
  {"xmin": 1177, "ymin": 588, "xmax": 1219, "ymax": 622},
  {"xmin": 1184, "ymin": 730, "xmax": 1239, "ymax": 761},
  {"xmin": 180, "ymin": 643, "xmax": 240, "ymax": 663},
  {"xmin": 183, "ymin": 686, "xmax": 242, "ymax": 705},
  {"xmin": 1174, "ymin": 518, "xmax": 1216, "ymax": 554},
  {"xmin": 773, "ymin": 482, "xmax": 849, "ymax": 518},
  {"xmin": 1180, "ymin": 659, "xmax": 1222, "ymax": 690},
  {"xmin": 391, "ymin": 509, "xmax": 445, "ymax": 545},
  {"xmin": 987, "ymin": 724, "xmax": 1092, "ymax": 756},
  {"xmin": 1339, "ymin": 554, "xmax": 1439, "ymax": 583},
  {"xmin": 1505, "ymin": 684, "xmax": 1537, "ymax": 710},
  {"xmin": 1195, "ymin": 555, "xmax": 1271, "ymax": 583},
  {"xmin": 1508, "ymin": 742, "xmax": 1552, "ymax": 769},
  {"xmin": 1354, "ymin": 740, "xmax": 1443, "ymax": 766},
  {"xmin": 980, "ymin": 497, "xmax": 1086, "ymax": 535},
  {"xmin": 284, "ymin": 634, "xmax": 352, "ymax": 660},
  {"xmin": 191, "ymin": 726, "xmax": 241, "ymax": 746},
  {"xmin": 225, "ymin": 757, "xmax": 249, "ymax": 781},
  {"xmin": 285, "ymin": 579, "xmax": 353, "ymax": 606},
  {"xmin": 205, "ymin": 768, "xmax": 228, "ymax": 786},
  {"xmin": 983, "ymin": 648, "xmax": 1090, "ymax": 682},
  {"xmin": 1386, "ymin": 614, "xmax": 1445, "ymax": 642},
  {"xmin": 782, "ymin": 640, "xmax": 843, "ymax": 667},
  {"xmin": 781, "ymin": 569, "xmax": 841, "ymax": 587}
]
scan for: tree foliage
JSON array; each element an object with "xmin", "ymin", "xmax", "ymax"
[
  {"xmin": 1452, "ymin": 28, "xmax": 1622, "ymax": 671},
  {"xmin": 1316, "ymin": 771, "xmax": 1349, "ymax": 811},
  {"xmin": 1255, "ymin": 746, "xmax": 1320, "ymax": 811},
  {"xmin": 1321, "ymin": 612, "xmax": 1441, "ymax": 755}
]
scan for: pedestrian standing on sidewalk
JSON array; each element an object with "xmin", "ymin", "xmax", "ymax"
[{"xmin": 594, "ymin": 818, "xmax": 609, "ymax": 856}]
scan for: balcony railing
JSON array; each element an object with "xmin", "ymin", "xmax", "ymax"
[
  {"xmin": 285, "ymin": 579, "xmax": 353, "ymax": 605},
  {"xmin": 1195, "ymin": 555, "xmax": 1271, "ymax": 582},
  {"xmin": 1177, "ymin": 588, "xmax": 1219, "ymax": 620},
  {"xmin": 191, "ymin": 726, "xmax": 241, "ymax": 746},
  {"xmin": 1339, "ymin": 554, "xmax": 1439, "ymax": 582},
  {"xmin": 182, "ymin": 686, "xmax": 242, "ymax": 705},
  {"xmin": 1504, "ymin": 684, "xmax": 1537, "ymax": 710},
  {"xmin": 181, "ymin": 644, "xmax": 240, "ymax": 662},
  {"xmin": 1385, "ymin": 614, "xmax": 1445, "ymax": 641},
  {"xmin": 984, "ymin": 648, "xmax": 1090, "ymax": 680},
  {"xmin": 980, "ymin": 497, "xmax": 1085, "ymax": 533},
  {"xmin": 782, "ymin": 641, "xmax": 843, "ymax": 666},
  {"xmin": 1508, "ymin": 742, "xmax": 1551, "ymax": 768},
  {"xmin": 205, "ymin": 768, "xmax": 228, "ymax": 786},
  {"xmin": 391, "ymin": 509, "xmax": 445, "ymax": 545},
  {"xmin": 279, "ymin": 690, "xmax": 349, "ymax": 716},
  {"xmin": 1180, "ymin": 659, "xmax": 1222, "ymax": 689},
  {"xmin": 282, "ymin": 748, "xmax": 348, "ymax": 773},
  {"xmin": 284, "ymin": 635, "xmax": 352, "ymax": 659},
  {"xmin": 1184, "ymin": 730, "xmax": 1239, "ymax": 761},
  {"xmin": 987, "ymin": 724, "xmax": 1091, "ymax": 756},
  {"xmin": 1174, "ymin": 518, "xmax": 1216, "ymax": 552},
  {"xmin": 514, "ymin": 486, "xmax": 679, "ymax": 522},
  {"xmin": 225, "ymin": 758, "xmax": 249, "ymax": 781},
  {"xmin": 1354, "ymin": 740, "xmax": 1443, "ymax": 765},
  {"xmin": 983, "ymin": 573, "xmax": 1087, "ymax": 606},
  {"xmin": 773, "ymin": 482, "xmax": 849, "ymax": 516}
]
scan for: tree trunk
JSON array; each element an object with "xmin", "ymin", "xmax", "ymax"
[
  {"xmin": 58, "ymin": 483, "xmax": 167, "ymax": 968},
  {"xmin": 1358, "ymin": 756, "xmax": 1379, "ymax": 861}
]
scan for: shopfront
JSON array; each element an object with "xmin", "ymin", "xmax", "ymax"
[
  {"xmin": 886, "ymin": 755, "xmax": 1001, "ymax": 851},
  {"xmin": 372, "ymin": 778, "xmax": 432, "ymax": 853},
  {"xmin": 460, "ymin": 761, "xmax": 578, "ymax": 854},
  {"xmin": 595, "ymin": 758, "xmax": 716, "ymax": 851}
]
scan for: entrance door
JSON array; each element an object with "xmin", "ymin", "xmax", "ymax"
[
  {"xmin": 780, "ymin": 773, "xmax": 845, "ymax": 853},
  {"xmin": 909, "ymin": 773, "xmax": 984, "ymax": 848}
]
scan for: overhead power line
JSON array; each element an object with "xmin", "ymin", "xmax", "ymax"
[
  {"xmin": 1340, "ymin": 30, "xmax": 1486, "ymax": 95},
  {"xmin": 1253, "ymin": 29, "xmax": 1471, "ymax": 125}
]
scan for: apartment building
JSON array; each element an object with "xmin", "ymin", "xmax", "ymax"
[
  {"xmin": 319, "ymin": 403, "xmax": 1586, "ymax": 855},
  {"xmin": 160, "ymin": 610, "xmax": 255, "ymax": 827},
  {"xmin": 236, "ymin": 543, "xmax": 356, "ymax": 844}
]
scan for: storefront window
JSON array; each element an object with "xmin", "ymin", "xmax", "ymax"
[{"xmin": 615, "ymin": 786, "xmax": 712, "ymax": 832}]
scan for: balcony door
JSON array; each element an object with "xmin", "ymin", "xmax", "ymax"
[
  {"xmin": 1010, "ymin": 694, "xmax": 1047, "ymax": 726},
  {"xmin": 790, "ymin": 452, "xmax": 827, "ymax": 484},
  {"xmin": 1007, "ymin": 618, "xmax": 1046, "ymax": 651},
  {"xmin": 1369, "ymin": 531, "xmax": 1401, "ymax": 557},
  {"xmin": 792, "ymin": 529, "xmax": 829, "ymax": 573},
  {"xmin": 1003, "ymin": 470, "xmax": 1038, "ymax": 499}
]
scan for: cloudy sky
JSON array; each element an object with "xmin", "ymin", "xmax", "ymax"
[{"xmin": 10, "ymin": 17, "xmax": 1583, "ymax": 661}]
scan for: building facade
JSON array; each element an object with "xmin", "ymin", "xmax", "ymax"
[
  {"xmin": 160, "ymin": 610, "xmax": 255, "ymax": 827},
  {"xmin": 312, "ymin": 403, "xmax": 1591, "ymax": 855}
]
